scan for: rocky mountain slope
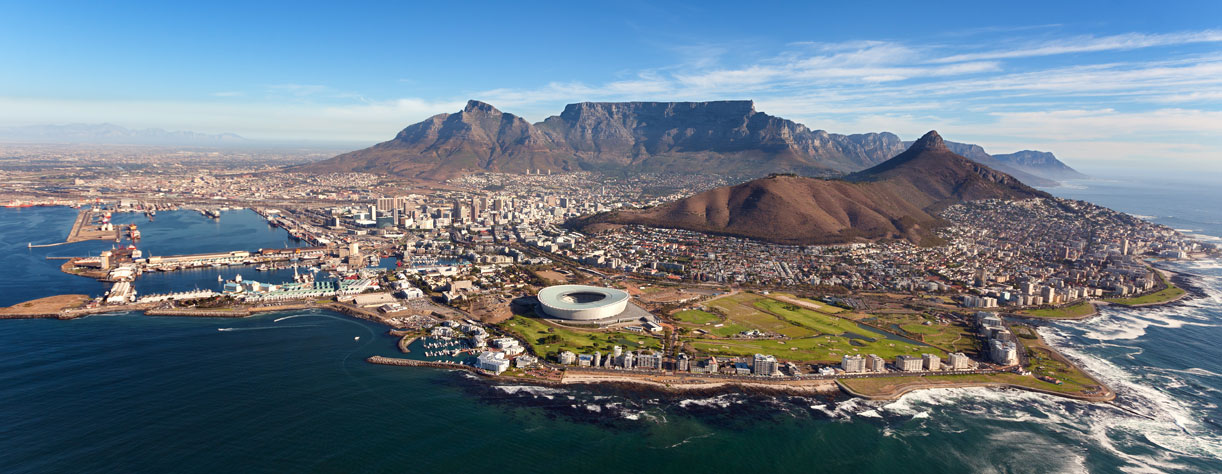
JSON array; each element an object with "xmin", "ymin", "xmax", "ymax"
[
  {"xmin": 292, "ymin": 100, "xmax": 909, "ymax": 179},
  {"xmin": 991, "ymin": 150, "xmax": 1089, "ymax": 180},
  {"xmin": 294, "ymin": 100, "xmax": 1082, "ymax": 182},
  {"xmin": 573, "ymin": 131, "xmax": 1050, "ymax": 245}
]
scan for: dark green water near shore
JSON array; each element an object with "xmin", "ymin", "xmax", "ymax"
[{"xmin": 1, "ymin": 191, "xmax": 1220, "ymax": 472}]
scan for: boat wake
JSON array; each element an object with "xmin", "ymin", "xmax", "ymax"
[
  {"xmin": 217, "ymin": 324, "xmax": 318, "ymax": 332},
  {"xmin": 653, "ymin": 432, "xmax": 714, "ymax": 449}
]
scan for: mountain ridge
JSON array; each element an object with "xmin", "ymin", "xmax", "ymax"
[
  {"xmin": 293, "ymin": 100, "xmax": 1082, "ymax": 182},
  {"xmin": 573, "ymin": 131, "xmax": 1051, "ymax": 246}
]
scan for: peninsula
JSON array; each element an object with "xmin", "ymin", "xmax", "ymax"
[{"xmin": 3, "ymin": 122, "xmax": 1211, "ymax": 404}]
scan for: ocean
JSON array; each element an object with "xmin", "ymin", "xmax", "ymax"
[{"xmin": 0, "ymin": 179, "xmax": 1219, "ymax": 473}]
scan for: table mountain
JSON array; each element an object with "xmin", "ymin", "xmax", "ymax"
[
  {"xmin": 573, "ymin": 131, "xmax": 1050, "ymax": 245},
  {"xmin": 292, "ymin": 100, "xmax": 1080, "ymax": 183},
  {"xmin": 292, "ymin": 100, "xmax": 911, "ymax": 178}
]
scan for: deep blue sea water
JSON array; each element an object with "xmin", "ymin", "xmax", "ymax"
[{"xmin": 0, "ymin": 179, "xmax": 1219, "ymax": 473}]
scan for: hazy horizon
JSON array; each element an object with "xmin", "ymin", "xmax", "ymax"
[{"xmin": 2, "ymin": 0, "xmax": 1220, "ymax": 172}]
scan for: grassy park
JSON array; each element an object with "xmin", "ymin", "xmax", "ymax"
[
  {"xmin": 1103, "ymin": 280, "xmax": 1185, "ymax": 306},
  {"xmin": 680, "ymin": 292, "xmax": 942, "ymax": 363},
  {"xmin": 673, "ymin": 309, "xmax": 720, "ymax": 325},
  {"xmin": 1019, "ymin": 301, "xmax": 1097, "ymax": 319},
  {"xmin": 864, "ymin": 312, "xmax": 980, "ymax": 354},
  {"xmin": 500, "ymin": 315, "xmax": 661, "ymax": 359}
]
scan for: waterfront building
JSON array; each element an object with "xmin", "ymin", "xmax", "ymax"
[
  {"xmin": 558, "ymin": 351, "xmax": 576, "ymax": 365},
  {"xmin": 352, "ymin": 292, "xmax": 396, "ymax": 306},
  {"xmin": 990, "ymin": 340, "xmax": 1019, "ymax": 365},
  {"xmin": 922, "ymin": 353, "xmax": 941, "ymax": 371},
  {"xmin": 866, "ymin": 354, "xmax": 885, "ymax": 372},
  {"xmin": 753, "ymin": 354, "xmax": 778, "ymax": 376},
  {"xmin": 896, "ymin": 355, "xmax": 924, "ymax": 372},
  {"xmin": 593, "ymin": 351, "xmax": 602, "ymax": 367},
  {"xmin": 515, "ymin": 355, "xmax": 537, "ymax": 368},
  {"xmin": 636, "ymin": 351, "xmax": 662, "ymax": 370},
  {"xmin": 476, "ymin": 352, "xmax": 510, "ymax": 375},
  {"xmin": 1041, "ymin": 286, "xmax": 1057, "ymax": 304},
  {"xmin": 618, "ymin": 352, "xmax": 635, "ymax": 369},
  {"xmin": 677, "ymin": 353, "xmax": 691, "ymax": 372},
  {"xmin": 948, "ymin": 352, "xmax": 971, "ymax": 370},
  {"xmin": 577, "ymin": 354, "xmax": 593, "ymax": 367},
  {"xmin": 841, "ymin": 354, "xmax": 866, "ymax": 373}
]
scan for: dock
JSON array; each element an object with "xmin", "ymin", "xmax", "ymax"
[
  {"xmin": 65, "ymin": 209, "xmax": 119, "ymax": 243},
  {"xmin": 29, "ymin": 241, "xmax": 74, "ymax": 248}
]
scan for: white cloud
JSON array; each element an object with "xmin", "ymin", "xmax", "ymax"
[
  {"xmin": 5, "ymin": 28, "xmax": 1222, "ymax": 171},
  {"xmin": 930, "ymin": 30, "xmax": 1222, "ymax": 63}
]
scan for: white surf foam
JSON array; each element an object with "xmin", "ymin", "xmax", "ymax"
[
  {"xmin": 493, "ymin": 385, "xmax": 568, "ymax": 399},
  {"xmin": 1078, "ymin": 306, "xmax": 1216, "ymax": 342},
  {"xmin": 1036, "ymin": 326, "xmax": 1222, "ymax": 466},
  {"xmin": 678, "ymin": 394, "xmax": 742, "ymax": 409}
]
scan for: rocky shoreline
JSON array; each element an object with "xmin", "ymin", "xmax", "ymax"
[{"xmin": 9, "ymin": 267, "xmax": 1202, "ymax": 403}]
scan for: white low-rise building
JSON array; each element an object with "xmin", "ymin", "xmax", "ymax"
[
  {"xmin": 514, "ymin": 355, "xmax": 537, "ymax": 368},
  {"xmin": 476, "ymin": 351, "xmax": 510, "ymax": 374}
]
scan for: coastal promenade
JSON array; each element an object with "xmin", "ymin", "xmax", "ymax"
[{"xmin": 558, "ymin": 369, "xmax": 840, "ymax": 394}]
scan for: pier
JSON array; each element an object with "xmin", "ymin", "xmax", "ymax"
[
  {"xmin": 366, "ymin": 356, "xmax": 492, "ymax": 376},
  {"xmin": 29, "ymin": 241, "xmax": 75, "ymax": 248},
  {"xmin": 65, "ymin": 209, "xmax": 118, "ymax": 244}
]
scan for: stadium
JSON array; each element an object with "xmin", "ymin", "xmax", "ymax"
[
  {"xmin": 535, "ymin": 283, "xmax": 645, "ymax": 320},
  {"xmin": 536, "ymin": 285, "xmax": 630, "ymax": 320}
]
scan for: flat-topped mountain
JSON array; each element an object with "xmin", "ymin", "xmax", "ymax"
[
  {"xmin": 915, "ymin": 141, "xmax": 1083, "ymax": 186},
  {"xmin": 293, "ymin": 100, "xmax": 1082, "ymax": 182},
  {"xmin": 292, "ymin": 100, "xmax": 909, "ymax": 178},
  {"xmin": 991, "ymin": 150, "xmax": 1088, "ymax": 180},
  {"xmin": 574, "ymin": 131, "xmax": 1050, "ymax": 245},
  {"xmin": 534, "ymin": 101, "xmax": 905, "ymax": 174}
]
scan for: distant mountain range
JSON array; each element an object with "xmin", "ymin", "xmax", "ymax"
[
  {"xmin": 294, "ymin": 100, "xmax": 1085, "ymax": 183},
  {"xmin": 0, "ymin": 123, "xmax": 247, "ymax": 146},
  {"xmin": 573, "ymin": 131, "xmax": 1051, "ymax": 245}
]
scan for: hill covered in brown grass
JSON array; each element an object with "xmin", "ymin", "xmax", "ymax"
[{"xmin": 574, "ymin": 131, "xmax": 1050, "ymax": 245}]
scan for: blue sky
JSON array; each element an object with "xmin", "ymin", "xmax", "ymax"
[{"xmin": 1, "ymin": 0, "xmax": 1220, "ymax": 172}]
